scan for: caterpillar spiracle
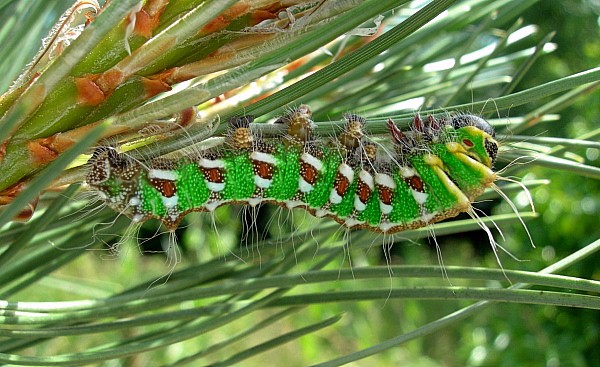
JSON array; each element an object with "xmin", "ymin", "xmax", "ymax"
[{"xmin": 86, "ymin": 106, "xmax": 499, "ymax": 235}]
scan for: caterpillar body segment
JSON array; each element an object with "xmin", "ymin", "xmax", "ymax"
[{"xmin": 87, "ymin": 107, "xmax": 499, "ymax": 234}]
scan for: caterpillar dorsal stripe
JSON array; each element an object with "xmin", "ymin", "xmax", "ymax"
[{"xmin": 86, "ymin": 106, "xmax": 499, "ymax": 234}]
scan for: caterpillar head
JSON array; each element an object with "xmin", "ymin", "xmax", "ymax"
[
  {"xmin": 451, "ymin": 115, "xmax": 498, "ymax": 167},
  {"xmin": 86, "ymin": 147, "xmax": 140, "ymax": 204}
]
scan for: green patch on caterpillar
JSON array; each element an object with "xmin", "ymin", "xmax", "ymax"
[{"xmin": 86, "ymin": 105, "xmax": 501, "ymax": 237}]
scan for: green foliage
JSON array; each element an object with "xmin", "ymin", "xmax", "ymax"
[{"xmin": 0, "ymin": 0, "xmax": 598, "ymax": 366}]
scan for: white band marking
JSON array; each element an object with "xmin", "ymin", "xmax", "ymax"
[
  {"xmin": 162, "ymin": 195, "xmax": 178, "ymax": 208},
  {"xmin": 329, "ymin": 188, "xmax": 343, "ymax": 204},
  {"xmin": 399, "ymin": 166, "xmax": 416, "ymax": 178},
  {"xmin": 358, "ymin": 170, "xmax": 374, "ymax": 189},
  {"xmin": 250, "ymin": 151, "xmax": 277, "ymax": 165},
  {"xmin": 198, "ymin": 158, "xmax": 226, "ymax": 169},
  {"xmin": 254, "ymin": 175, "xmax": 272, "ymax": 189},
  {"xmin": 148, "ymin": 169, "xmax": 177, "ymax": 181},
  {"xmin": 128, "ymin": 197, "xmax": 140, "ymax": 206},
  {"xmin": 298, "ymin": 177, "xmax": 314, "ymax": 193},
  {"xmin": 338, "ymin": 163, "xmax": 354, "ymax": 181},
  {"xmin": 354, "ymin": 194, "xmax": 366, "ymax": 211},
  {"xmin": 375, "ymin": 173, "xmax": 396, "ymax": 188},
  {"xmin": 411, "ymin": 190, "xmax": 428, "ymax": 204},
  {"xmin": 301, "ymin": 152, "xmax": 323, "ymax": 171},
  {"xmin": 206, "ymin": 182, "xmax": 225, "ymax": 192},
  {"xmin": 379, "ymin": 202, "xmax": 393, "ymax": 215}
]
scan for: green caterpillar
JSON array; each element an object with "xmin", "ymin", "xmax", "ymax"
[{"xmin": 86, "ymin": 106, "xmax": 499, "ymax": 234}]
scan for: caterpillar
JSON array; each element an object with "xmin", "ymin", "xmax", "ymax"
[{"xmin": 86, "ymin": 105, "xmax": 499, "ymax": 235}]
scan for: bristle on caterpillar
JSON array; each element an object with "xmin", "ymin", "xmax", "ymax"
[{"xmin": 86, "ymin": 106, "xmax": 499, "ymax": 234}]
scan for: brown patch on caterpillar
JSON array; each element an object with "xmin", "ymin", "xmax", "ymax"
[
  {"xmin": 356, "ymin": 179, "xmax": 373, "ymax": 205},
  {"xmin": 334, "ymin": 172, "xmax": 351, "ymax": 196},
  {"xmin": 149, "ymin": 178, "xmax": 177, "ymax": 198},
  {"xmin": 378, "ymin": 185, "xmax": 394, "ymax": 206},
  {"xmin": 406, "ymin": 176, "xmax": 425, "ymax": 193},
  {"xmin": 300, "ymin": 161, "xmax": 319, "ymax": 186},
  {"xmin": 253, "ymin": 160, "xmax": 274, "ymax": 180},
  {"xmin": 202, "ymin": 167, "xmax": 225, "ymax": 184}
]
